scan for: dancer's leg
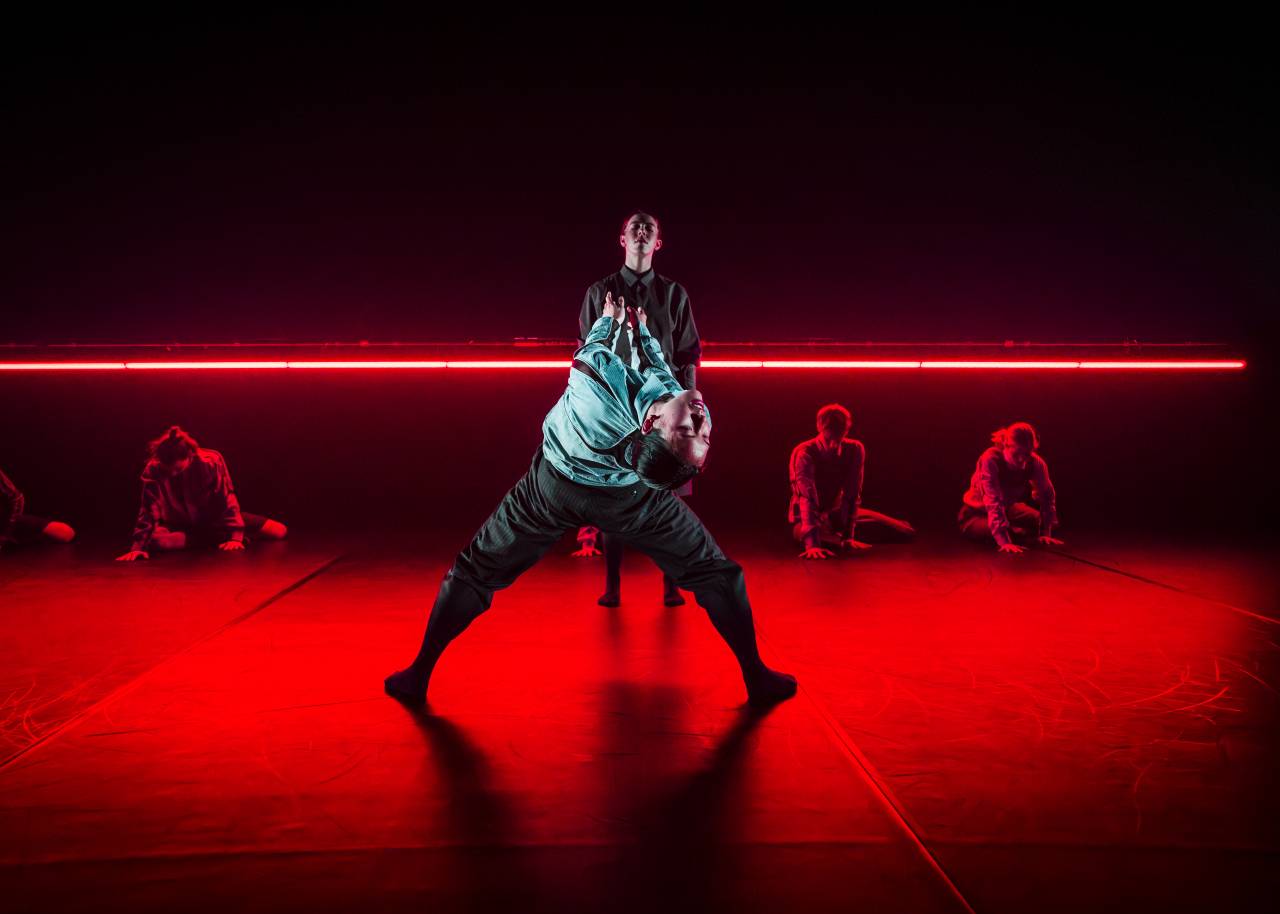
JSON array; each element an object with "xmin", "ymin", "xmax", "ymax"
[
  {"xmin": 854, "ymin": 506, "xmax": 916, "ymax": 543},
  {"xmin": 386, "ymin": 453, "xmax": 574, "ymax": 704},
  {"xmin": 613, "ymin": 493, "xmax": 796, "ymax": 705},
  {"xmin": 598, "ymin": 532, "xmax": 623, "ymax": 607}
]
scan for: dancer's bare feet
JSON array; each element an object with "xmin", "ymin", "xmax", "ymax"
[{"xmin": 384, "ymin": 668, "xmax": 428, "ymax": 706}]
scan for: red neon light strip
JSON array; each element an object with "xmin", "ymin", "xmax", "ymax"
[
  {"xmin": 760, "ymin": 360, "xmax": 921, "ymax": 369},
  {"xmin": 0, "ymin": 362, "xmax": 127, "ymax": 371},
  {"xmin": 286, "ymin": 360, "xmax": 448, "ymax": 369},
  {"xmin": 1078, "ymin": 360, "xmax": 1247, "ymax": 370},
  {"xmin": 0, "ymin": 359, "xmax": 1247, "ymax": 371}
]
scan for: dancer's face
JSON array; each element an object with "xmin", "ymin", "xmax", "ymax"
[
  {"xmin": 647, "ymin": 389, "xmax": 711, "ymax": 467},
  {"xmin": 1002, "ymin": 444, "xmax": 1032, "ymax": 470},
  {"xmin": 619, "ymin": 214, "xmax": 662, "ymax": 259},
  {"xmin": 818, "ymin": 422, "xmax": 848, "ymax": 449},
  {"xmin": 158, "ymin": 455, "xmax": 193, "ymax": 476}
]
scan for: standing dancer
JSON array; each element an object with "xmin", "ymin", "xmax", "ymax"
[
  {"xmin": 574, "ymin": 212, "xmax": 701, "ymax": 607},
  {"xmin": 385, "ymin": 295, "xmax": 795, "ymax": 707},
  {"xmin": 0, "ymin": 465, "xmax": 75, "ymax": 553},
  {"xmin": 115, "ymin": 426, "xmax": 287, "ymax": 561},
  {"xmin": 959, "ymin": 421, "xmax": 1064, "ymax": 554}
]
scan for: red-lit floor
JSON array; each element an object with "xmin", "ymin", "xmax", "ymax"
[{"xmin": 1, "ymin": 533, "xmax": 1277, "ymax": 912}]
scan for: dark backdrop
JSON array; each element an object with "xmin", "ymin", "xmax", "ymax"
[{"xmin": 2, "ymin": 14, "xmax": 1275, "ymax": 539}]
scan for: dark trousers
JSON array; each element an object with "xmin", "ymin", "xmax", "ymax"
[
  {"xmin": 156, "ymin": 512, "xmax": 269, "ymax": 547},
  {"xmin": 791, "ymin": 506, "xmax": 916, "ymax": 547},
  {"xmin": 410, "ymin": 450, "xmax": 767, "ymax": 684},
  {"xmin": 601, "ymin": 523, "xmax": 681, "ymax": 594},
  {"xmin": 958, "ymin": 502, "xmax": 1041, "ymax": 544}
]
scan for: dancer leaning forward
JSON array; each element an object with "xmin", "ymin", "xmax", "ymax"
[{"xmin": 385, "ymin": 292, "xmax": 797, "ymax": 707}]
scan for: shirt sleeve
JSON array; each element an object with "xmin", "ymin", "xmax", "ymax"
[
  {"xmin": 1030, "ymin": 455, "xmax": 1058, "ymax": 534},
  {"xmin": 975, "ymin": 452, "xmax": 1014, "ymax": 547},
  {"xmin": 130, "ymin": 477, "xmax": 164, "ymax": 551},
  {"xmin": 637, "ymin": 322, "xmax": 677, "ymax": 382},
  {"xmin": 577, "ymin": 285, "xmax": 602, "ymax": 348},
  {"xmin": 670, "ymin": 285, "xmax": 701, "ymax": 391},
  {"xmin": 579, "ymin": 313, "xmax": 621, "ymax": 354},
  {"xmin": 210, "ymin": 456, "xmax": 246, "ymax": 543},
  {"xmin": 790, "ymin": 445, "xmax": 822, "ymax": 548},
  {"xmin": 0, "ymin": 469, "xmax": 24, "ymax": 543}
]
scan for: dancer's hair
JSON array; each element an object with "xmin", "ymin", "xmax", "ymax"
[
  {"xmin": 635, "ymin": 430, "xmax": 700, "ymax": 491},
  {"xmin": 149, "ymin": 426, "xmax": 199, "ymax": 464},
  {"xmin": 816, "ymin": 403, "xmax": 852, "ymax": 435},
  {"xmin": 991, "ymin": 422, "xmax": 1039, "ymax": 451},
  {"xmin": 620, "ymin": 211, "xmax": 661, "ymax": 236}
]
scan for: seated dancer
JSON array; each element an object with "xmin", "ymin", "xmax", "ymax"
[
  {"xmin": 386, "ymin": 293, "xmax": 796, "ymax": 707},
  {"xmin": 958, "ymin": 421, "xmax": 1064, "ymax": 554},
  {"xmin": 115, "ymin": 426, "xmax": 287, "ymax": 561},
  {"xmin": 790, "ymin": 403, "xmax": 915, "ymax": 559},
  {"xmin": 0, "ymin": 465, "xmax": 75, "ymax": 554}
]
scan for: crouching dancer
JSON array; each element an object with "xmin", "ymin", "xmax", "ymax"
[
  {"xmin": 385, "ymin": 293, "xmax": 797, "ymax": 707},
  {"xmin": 116, "ymin": 426, "xmax": 287, "ymax": 561},
  {"xmin": 959, "ymin": 421, "xmax": 1063, "ymax": 554}
]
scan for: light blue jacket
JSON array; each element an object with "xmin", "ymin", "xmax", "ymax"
[{"xmin": 541, "ymin": 314, "xmax": 692, "ymax": 487}]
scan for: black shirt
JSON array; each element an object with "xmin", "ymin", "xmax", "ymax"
[{"xmin": 577, "ymin": 265, "xmax": 701, "ymax": 391}]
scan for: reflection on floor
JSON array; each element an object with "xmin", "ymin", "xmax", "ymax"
[{"xmin": 1, "ymin": 533, "xmax": 1277, "ymax": 913}]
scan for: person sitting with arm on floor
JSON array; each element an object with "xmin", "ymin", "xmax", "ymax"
[
  {"xmin": 789, "ymin": 403, "xmax": 916, "ymax": 560},
  {"xmin": 0, "ymin": 465, "xmax": 75, "ymax": 554},
  {"xmin": 958, "ymin": 421, "xmax": 1064, "ymax": 555},
  {"xmin": 115, "ymin": 426, "xmax": 287, "ymax": 562},
  {"xmin": 384, "ymin": 292, "xmax": 796, "ymax": 708}
]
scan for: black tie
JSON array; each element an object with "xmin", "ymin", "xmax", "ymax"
[{"xmin": 614, "ymin": 286, "xmax": 634, "ymax": 365}]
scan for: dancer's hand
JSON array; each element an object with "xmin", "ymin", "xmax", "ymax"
[
  {"xmin": 572, "ymin": 543, "xmax": 602, "ymax": 557},
  {"xmin": 998, "ymin": 543, "xmax": 1026, "ymax": 554},
  {"xmin": 219, "ymin": 540, "xmax": 245, "ymax": 552},
  {"xmin": 800, "ymin": 546, "xmax": 836, "ymax": 559},
  {"xmin": 631, "ymin": 304, "xmax": 648, "ymax": 328},
  {"xmin": 116, "ymin": 550, "xmax": 149, "ymax": 562},
  {"xmin": 602, "ymin": 291, "xmax": 625, "ymax": 322},
  {"xmin": 841, "ymin": 539, "xmax": 872, "ymax": 552},
  {"xmin": 1038, "ymin": 535, "xmax": 1064, "ymax": 546}
]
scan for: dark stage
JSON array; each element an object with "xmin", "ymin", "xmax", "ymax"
[
  {"xmin": 4, "ymin": 13, "xmax": 1277, "ymax": 913},
  {"xmin": 2, "ymin": 532, "xmax": 1277, "ymax": 912}
]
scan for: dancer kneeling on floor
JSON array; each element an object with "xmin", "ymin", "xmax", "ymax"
[
  {"xmin": 1, "ymin": 465, "xmax": 75, "ymax": 554},
  {"xmin": 789, "ymin": 403, "xmax": 916, "ymax": 560},
  {"xmin": 958, "ymin": 421, "xmax": 1063, "ymax": 554},
  {"xmin": 385, "ymin": 293, "xmax": 796, "ymax": 707},
  {"xmin": 115, "ymin": 426, "xmax": 287, "ymax": 562}
]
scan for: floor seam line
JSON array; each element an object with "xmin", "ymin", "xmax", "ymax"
[
  {"xmin": 0, "ymin": 552, "xmax": 347, "ymax": 774},
  {"xmin": 1047, "ymin": 549, "xmax": 1279, "ymax": 625},
  {"xmin": 754, "ymin": 622, "xmax": 980, "ymax": 914}
]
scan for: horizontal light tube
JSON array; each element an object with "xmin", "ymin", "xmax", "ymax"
[{"xmin": 0, "ymin": 359, "xmax": 1248, "ymax": 372}]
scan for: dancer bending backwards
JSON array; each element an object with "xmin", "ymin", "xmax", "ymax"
[
  {"xmin": 0, "ymin": 465, "xmax": 75, "ymax": 554},
  {"xmin": 385, "ymin": 294, "xmax": 796, "ymax": 707},
  {"xmin": 790, "ymin": 403, "xmax": 915, "ymax": 559},
  {"xmin": 958, "ymin": 421, "xmax": 1063, "ymax": 554},
  {"xmin": 115, "ymin": 426, "xmax": 287, "ymax": 561}
]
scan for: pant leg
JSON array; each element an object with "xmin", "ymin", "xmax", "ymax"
[
  {"xmin": 854, "ymin": 506, "xmax": 916, "ymax": 543},
  {"xmin": 240, "ymin": 512, "xmax": 267, "ymax": 535},
  {"xmin": 409, "ymin": 452, "xmax": 577, "ymax": 676},
  {"xmin": 958, "ymin": 506, "xmax": 991, "ymax": 542},
  {"xmin": 602, "ymin": 530, "xmax": 624, "ymax": 587},
  {"xmin": 1006, "ymin": 502, "xmax": 1041, "ymax": 540},
  {"xmin": 604, "ymin": 492, "xmax": 766, "ymax": 678}
]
